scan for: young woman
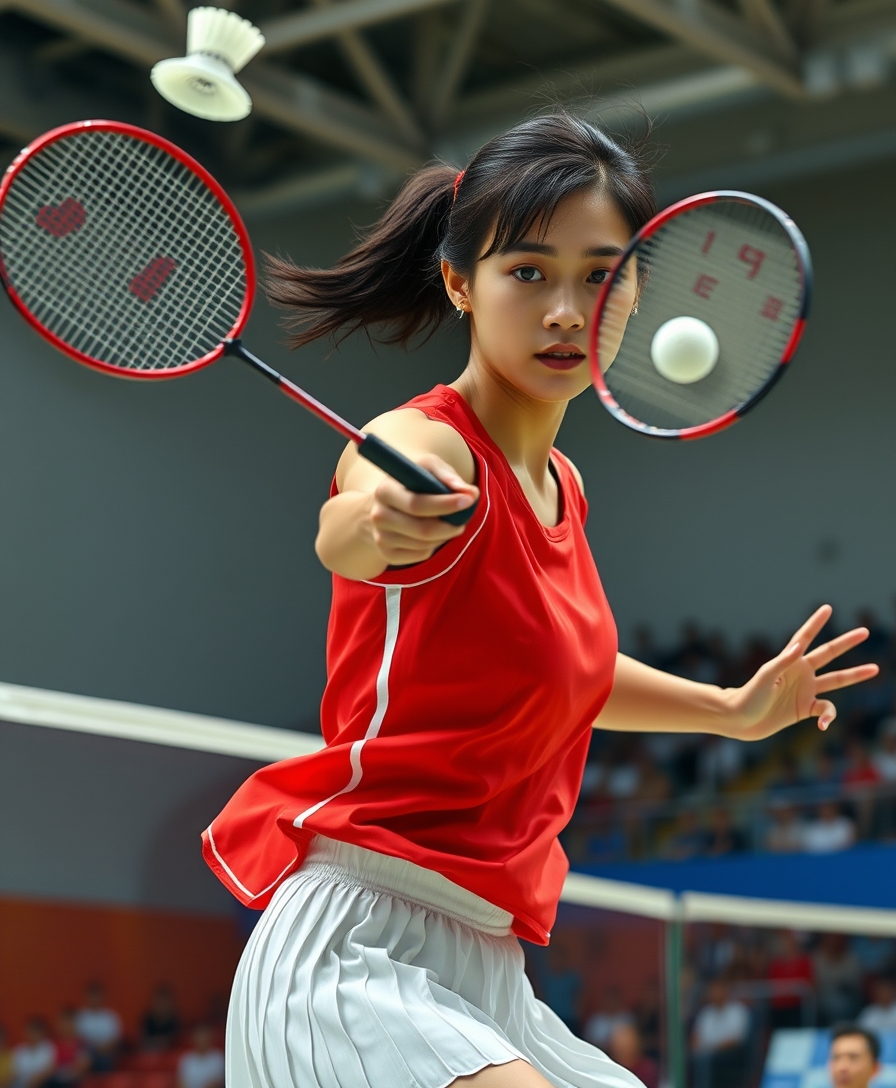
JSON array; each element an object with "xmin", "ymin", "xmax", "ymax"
[{"xmin": 203, "ymin": 114, "xmax": 877, "ymax": 1088}]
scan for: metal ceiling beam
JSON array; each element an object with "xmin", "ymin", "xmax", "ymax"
[
  {"xmin": 595, "ymin": 0, "xmax": 807, "ymax": 97},
  {"xmin": 308, "ymin": 0, "xmax": 426, "ymax": 147},
  {"xmin": 0, "ymin": 38, "xmax": 141, "ymax": 143},
  {"xmin": 5, "ymin": 0, "xmax": 423, "ymax": 169},
  {"xmin": 240, "ymin": 62, "xmax": 766, "ymax": 219},
  {"xmin": 9, "ymin": 0, "xmax": 173, "ymax": 66},
  {"xmin": 234, "ymin": 161, "xmax": 369, "ymax": 220},
  {"xmin": 738, "ymin": 0, "xmax": 798, "ymax": 58},
  {"xmin": 410, "ymin": 9, "xmax": 443, "ymax": 114},
  {"xmin": 151, "ymin": 0, "xmax": 185, "ymax": 33},
  {"xmin": 451, "ymin": 41, "xmax": 699, "ymax": 122},
  {"xmin": 784, "ymin": 0, "xmax": 829, "ymax": 44},
  {"xmin": 818, "ymin": 0, "xmax": 896, "ymax": 43},
  {"xmin": 427, "ymin": 0, "xmax": 489, "ymax": 128},
  {"xmin": 260, "ymin": 0, "xmax": 459, "ymax": 55},
  {"xmin": 241, "ymin": 63, "xmax": 422, "ymax": 169}
]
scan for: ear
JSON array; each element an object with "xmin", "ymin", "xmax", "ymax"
[{"xmin": 441, "ymin": 259, "xmax": 470, "ymax": 313}]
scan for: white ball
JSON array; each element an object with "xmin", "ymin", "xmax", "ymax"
[{"xmin": 650, "ymin": 316, "xmax": 719, "ymax": 384}]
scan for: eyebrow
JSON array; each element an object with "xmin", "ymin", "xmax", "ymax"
[{"xmin": 502, "ymin": 241, "xmax": 624, "ymax": 259}]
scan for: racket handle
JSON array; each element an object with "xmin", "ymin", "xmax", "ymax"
[
  {"xmin": 222, "ymin": 340, "xmax": 477, "ymax": 527},
  {"xmin": 358, "ymin": 434, "xmax": 477, "ymax": 527}
]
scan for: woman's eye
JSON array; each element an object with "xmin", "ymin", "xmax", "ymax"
[
  {"xmin": 588, "ymin": 268, "xmax": 610, "ymax": 285},
  {"xmin": 512, "ymin": 266, "xmax": 544, "ymax": 282}
]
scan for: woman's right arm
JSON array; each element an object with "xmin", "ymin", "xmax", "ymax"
[{"xmin": 315, "ymin": 408, "xmax": 478, "ymax": 581}]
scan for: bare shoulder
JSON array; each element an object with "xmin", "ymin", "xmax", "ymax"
[
  {"xmin": 335, "ymin": 407, "xmax": 476, "ymax": 490},
  {"xmin": 554, "ymin": 449, "xmax": 585, "ymax": 496}
]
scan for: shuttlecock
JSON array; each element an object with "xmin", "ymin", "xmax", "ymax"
[{"xmin": 151, "ymin": 7, "xmax": 265, "ymax": 122}]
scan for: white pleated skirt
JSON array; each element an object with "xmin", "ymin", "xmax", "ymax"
[{"xmin": 226, "ymin": 837, "xmax": 646, "ymax": 1088}]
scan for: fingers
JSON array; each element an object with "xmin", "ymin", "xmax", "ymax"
[
  {"xmin": 815, "ymin": 663, "xmax": 880, "ymax": 694},
  {"xmin": 805, "ymin": 626, "xmax": 869, "ymax": 670},
  {"xmin": 759, "ymin": 640, "xmax": 802, "ymax": 679},
  {"xmin": 415, "ymin": 452, "xmax": 477, "ymax": 496},
  {"xmin": 810, "ymin": 698, "xmax": 837, "ymax": 731},
  {"xmin": 787, "ymin": 603, "xmax": 833, "ymax": 652},
  {"xmin": 367, "ymin": 458, "xmax": 479, "ymax": 565},
  {"xmin": 370, "ymin": 492, "xmax": 466, "ymax": 559},
  {"xmin": 373, "ymin": 476, "xmax": 476, "ymax": 522}
]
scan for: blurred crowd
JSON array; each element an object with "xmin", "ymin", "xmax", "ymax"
[
  {"xmin": 531, "ymin": 923, "xmax": 896, "ymax": 1088},
  {"xmin": 566, "ymin": 602, "xmax": 896, "ymax": 863},
  {"xmin": 680, "ymin": 924, "xmax": 896, "ymax": 1087},
  {"xmin": 0, "ymin": 983, "xmax": 224, "ymax": 1088}
]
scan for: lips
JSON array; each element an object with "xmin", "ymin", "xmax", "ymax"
[{"xmin": 535, "ymin": 344, "xmax": 586, "ymax": 371}]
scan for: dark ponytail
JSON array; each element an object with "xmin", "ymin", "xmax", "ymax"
[{"xmin": 266, "ymin": 112, "xmax": 656, "ymax": 349}]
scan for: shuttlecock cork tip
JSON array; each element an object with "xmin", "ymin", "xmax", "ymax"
[{"xmin": 187, "ymin": 6, "xmax": 265, "ymax": 73}]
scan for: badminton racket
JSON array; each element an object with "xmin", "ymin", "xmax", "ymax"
[
  {"xmin": 590, "ymin": 190, "xmax": 812, "ymax": 439},
  {"xmin": 0, "ymin": 120, "xmax": 475, "ymax": 525}
]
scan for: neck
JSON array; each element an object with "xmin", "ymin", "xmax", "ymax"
[{"xmin": 450, "ymin": 362, "xmax": 567, "ymax": 481}]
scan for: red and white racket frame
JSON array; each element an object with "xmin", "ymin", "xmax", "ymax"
[
  {"xmin": 0, "ymin": 119, "xmax": 257, "ymax": 379},
  {"xmin": 588, "ymin": 190, "xmax": 813, "ymax": 440},
  {"xmin": 0, "ymin": 119, "xmax": 477, "ymax": 524}
]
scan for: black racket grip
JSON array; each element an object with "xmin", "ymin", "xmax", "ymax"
[{"xmin": 357, "ymin": 433, "xmax": 477, "ymax": 527}]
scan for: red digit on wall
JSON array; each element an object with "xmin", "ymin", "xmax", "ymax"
[
  {"xmin": 738, "ymin": 245, "xmax": 765, "ymax": 279},
  {"xmin": 693, "ymin": 273, "xmax": 718, "ymax": 300}
]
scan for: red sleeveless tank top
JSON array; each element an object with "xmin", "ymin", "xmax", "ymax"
[{"xmin": 202, "ymin": 385, "xmax": 617, "ymax": 944}]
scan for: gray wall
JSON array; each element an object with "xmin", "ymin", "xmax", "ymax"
[
  {"xmin": 0, "ymin": 720, "xmax": 260, "ymax": 913},
  {"xmin": 0, "ymin": 156, "xmax": 894, "ymax": 733}
]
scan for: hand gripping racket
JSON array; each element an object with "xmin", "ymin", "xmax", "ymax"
[
  {"xmin": 590, "ymin": 190, "xmax": 812, "ymax": 439},
  {"xmin": 0, "ymin": 120, "xmax": 475, "ymax": 525}
]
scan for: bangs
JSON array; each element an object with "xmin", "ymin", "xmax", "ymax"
[{"xmin": 479, "ymin": 162, "xmax": 605, "ymax": 260}]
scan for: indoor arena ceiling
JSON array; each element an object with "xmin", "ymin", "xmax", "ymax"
[{"xmin": 2, "ymin": 0, "xmax": 896, "ymax": 215}]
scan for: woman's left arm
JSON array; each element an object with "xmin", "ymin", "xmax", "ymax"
[{"xmin": 597, "ymin": 605, "xmax": 879, "ymax": 741}]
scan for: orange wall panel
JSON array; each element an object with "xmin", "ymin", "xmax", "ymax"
[{"xmin": 0, "ymin": 896, "xmax": 247, "ymax": 1043}]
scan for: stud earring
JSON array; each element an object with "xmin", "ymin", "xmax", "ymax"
[{"xmin": 456, "ymin": 304, "xmax": 466, "ymax": 319}]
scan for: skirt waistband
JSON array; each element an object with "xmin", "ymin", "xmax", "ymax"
[{"xmin": 302, "ymin": 837, "xmax": 513, "ymax": 937}]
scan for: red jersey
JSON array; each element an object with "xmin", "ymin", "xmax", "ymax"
[
  {"xmin": 767, "ymin": 954, "xmax": 813, "ymax": 1009},
  {"xmin": 202, "ymin": 385, "xmax": 618, "ymax": 944}
]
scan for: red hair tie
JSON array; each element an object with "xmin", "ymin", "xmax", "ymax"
[{"xmin": 452, "ymin": 169, "xmax": 465, "ymax": 202}]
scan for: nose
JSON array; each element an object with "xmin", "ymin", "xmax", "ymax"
[{"xmin": 543, "ymin": 287, "xmax": 585, "ymax": 331}]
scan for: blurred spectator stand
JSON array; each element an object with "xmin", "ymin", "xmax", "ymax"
[
  {"xmin": 608, "ymin": 1024, "xmax": 658, "ymax": 1088},
  {"xmin": 858, "ymin": 976, "xmax": 896, "ymax": 1035},
  {"xmin": 176, "ymin": 1027, "xmax": 223, "ymax": 1088},
  {"xmin": 11, "ymin": 1018, "xmax": 54, "ymax": 1088},
  {"xmin": 140, "ymin": 989, "xmax": 180, "ymax": 1055},
  {"xmin": 583, "ymin": 986, "xmax": 634, "ymax": 1050},
  {"xmin": 812, "ymin": 934, "xmax": 864, "ymax": 1025},
  {"xmin": 691, "ymin": 978, "xmax": 751, "ymax": 1088},
  {"xmin": 766, "ymin": 932, "xmax": 815, "ymax": 1030},
  {"xmin": 74, "ymin": 985, "xmax": 121, "ymax": 1074},
  {"xmin": 0, "ymin": 1024, "xmax": 14, "ymax": 1088},
  {"xmin": 801, "ymin": 803, "xmax": 856, "ymax": 855},
  {"xmin": 47, "ymin": 1010, "xmax": 89, "ymax": 1088},
  {"xmin": 761, "ymin": 1028, "xmax": 896, "ymax": 1088}
]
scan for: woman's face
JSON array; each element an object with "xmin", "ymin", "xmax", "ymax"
[{"xmin": 451, "ymin": 184, "xmax": 636, "ymax": 405}]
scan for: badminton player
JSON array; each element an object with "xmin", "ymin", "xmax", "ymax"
[{"xmin": 203, "ymin": 114, "xmax": 878, "ymax": 1088}]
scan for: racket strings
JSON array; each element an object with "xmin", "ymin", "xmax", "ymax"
[
  {"xmin": 21, "ymin": 136, "xmax": 245, "ymax": 364},
  {"xmin": 598, "ymin": 200, "xmax": 803, "ymax": 431},
  {"xmin": 0, "ymin": 130, "xmax": 247, "ymax": 372}
]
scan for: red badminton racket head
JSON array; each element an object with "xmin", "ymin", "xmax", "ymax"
[
  {"xmin": 0, "ymin": 120, "xmax": 255, "ymax": 378},
  {"xmin": 589, "ymin": 191, "xmax": 812, "ymax": 439}
]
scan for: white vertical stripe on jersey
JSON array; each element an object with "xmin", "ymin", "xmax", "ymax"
[
  {"xmin": 205, "ymin": 823, "xmax": 301, "ymax": 902},
  {"xmin": 293, "ymin": 585, "xmax": 402, "ymax": 830}
]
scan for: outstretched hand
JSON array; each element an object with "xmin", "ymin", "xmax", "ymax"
[{"xmin": 730, "ymin": 605, "xmax": 879, "ymax": 741}]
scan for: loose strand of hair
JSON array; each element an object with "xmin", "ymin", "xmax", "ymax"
[{"xmin": 264, "ymin": 163, "xmax": 459, "ymax": 350}]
